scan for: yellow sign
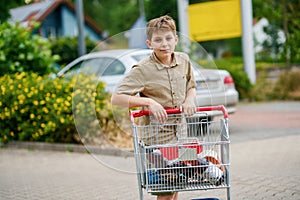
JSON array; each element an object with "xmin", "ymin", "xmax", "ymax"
[{"xmin": 188, "ymin": 0, "xmax": 242, "ymax": 42}]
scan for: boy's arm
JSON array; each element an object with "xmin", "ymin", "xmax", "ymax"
[
  {"xmin": 182, "ymin": 87, "xmax": 197, "ymax": 116},
  {"xmin": 111, "ymin": 93, "xmax": 168, "ymax": 122}
]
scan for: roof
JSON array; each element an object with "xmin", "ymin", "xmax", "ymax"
[{"xmin": 9, "ymin": 0, "xmax": 102, "ymax": 35}]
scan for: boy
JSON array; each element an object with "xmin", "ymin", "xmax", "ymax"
[{"xmin": 111, "ymin": 15, "xmax": 197, "ymax": 200}]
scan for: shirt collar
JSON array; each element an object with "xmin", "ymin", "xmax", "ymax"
[{"xmin": 150, "ymin": 52, "xmax": 178, "ymax": 70}]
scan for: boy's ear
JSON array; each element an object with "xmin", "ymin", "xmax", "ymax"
[{"xmin": 146, "ymin": 39, "xmax": 152, "ymax": 49}]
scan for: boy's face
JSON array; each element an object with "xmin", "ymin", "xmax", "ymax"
[{"xmin": 146, "ymin": 30, "xmax": 178, "ymax": 58}]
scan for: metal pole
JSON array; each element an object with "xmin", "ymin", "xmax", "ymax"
[
  {"xmin": 75, "ymin": 0, "xmax": 86, "ymax": 56},
  {"xmin": 240, "ymin": 0, "xmax": 256, "ymax": 84},
  {"xmin": 177, "ymin": 0, "xmax": 190, "ymax": 52},
  {"xmin": 139, "ymin": 0, "xmax": 145, "ymax": 17}
]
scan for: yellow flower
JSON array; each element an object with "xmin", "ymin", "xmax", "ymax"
[
  {"xmin": 16, "ymin": 72, "xmax": 25, "ymax": 79},
  {"xmin": 24, "ymin": 88, "xmax": 29, "ymax": 93},
  {"xmin": 41, "ymin": 123, "xmax": 45, "ymax": 128},
  {"xmin": 33, "ymin": 101, "xmax": 39, "ymax": 106},
  {"xmin": 60, "ymin": 118, "xmax": 65, "ymax": 123},
  {"xmin": 18, "ymin": 84, "xmax": 22, "ymax": 89},
  {"xmin": 20, "ymin": 109, "xmax": 25, "ymax": 114},
  {"xmin": 5, "ymin": 112, "xmax": 10, "ymax": 117},
  {"xmin": 30, "ymin": 113, "xmax": 35, "ymax": 119},
  {"xmin": 42, "ymin": 107, "xmax": 49, "ymax": 114},
  {"xmin": 9, "ymin": 85, "xmax": 14, "ymax": 90},
  {"xmin": 27, "ymin": 92, "xmax": 33, "ymax": 98},
  {"xmin": 64, "ymin": 101, "xmax": 70, "ymax": 107},
  {"xmin": 0, "ymin": 101, "xmax": 2, "ymax": 107},
  {"xmin": 40, "ymin": 100, "xmax": 45, "ymax": 105},
  {"xmin": 10, "ymin": 132, "xmax": 14, "ymax": 137},
  {"xmin": 18, "ymin": 94, "xmax": 26, "ymax": 101}
]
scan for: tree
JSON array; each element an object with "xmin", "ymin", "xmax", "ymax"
[
  {"xmin": 0, "ymin": 0, "xmax": 26, "ymax": 23},
  {"xmin": 144, "ymin": 0, "xmax": 178, "ymax": 25},
  {"xmin": 81, "ymin": 0, "xmax": 140, "ymax": 36},
  {"xmin": 253, "ymin": 0, "xmax": 300, "ymax": 66}
]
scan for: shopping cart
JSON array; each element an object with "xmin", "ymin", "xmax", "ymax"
[{"xmin": 130, "ymin": 105, "xmax": 230, "ymax": 200}]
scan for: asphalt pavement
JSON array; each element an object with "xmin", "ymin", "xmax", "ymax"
[{"xmin": 1, "ymin": 101, "xmax": 300, "ymax": 200}]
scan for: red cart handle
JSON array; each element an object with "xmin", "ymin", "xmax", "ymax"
[{"xmin": 129, "ymin": 105, "xmax": 228, "ymax": 122}]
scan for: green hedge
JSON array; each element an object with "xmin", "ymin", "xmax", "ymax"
[
  {"xmin": 0, "ymin": 22, "xmax": 59, "ymax": 76},
  {"xmin": 213, "ymin": 57, "xmax": 253, "ymax": 99},
  {"xmin": 50, "ymin": 37, "xmax": 97, "ymax": 67},
  {"xmin": 0, "ymin": 72, "xmax": 118, "ymax": 144}
]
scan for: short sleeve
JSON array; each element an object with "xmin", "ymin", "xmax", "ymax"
[
  {"xmin": 114, "ymin": 65, "xmax": 145, "ymax": 96},
  {"xmin": 186, "ymin": 60, "xmax": 196, "ymax": 91}
]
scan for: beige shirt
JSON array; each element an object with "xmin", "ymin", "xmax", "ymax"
[{"xmin": 115, "ymin": 51, "xmax": 196, "ymax": 108}]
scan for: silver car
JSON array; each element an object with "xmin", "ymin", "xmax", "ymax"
[{"xmin": 57, "ymin": 49, "xmax": 238, "ymax": 116}]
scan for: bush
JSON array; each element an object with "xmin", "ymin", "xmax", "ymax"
[
  {"xmin": 213, "ymin": 57, "xmax": 253, "ymax": 99},
  {"xmin": 50, "ymin": 37, "xmax": 97, "ymax": 67},
  {"xmin": 0, "ymin": 72, "xmax": 124, "ymax": 145},
  {"xmin": 248, "ymin": 71, "xmax": 274, "ymax": 101},
  {"xmin": 0, "ymin": 22, "xmax": 59, "ymax": 76},
  {"xmin": 272, "ymin": 70, "xmax": 300, "ymax": 100}
]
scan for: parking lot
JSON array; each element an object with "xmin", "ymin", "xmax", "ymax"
[{"xmin": 1, "ymin": 101, "xmax": 300, "ymax": 200}]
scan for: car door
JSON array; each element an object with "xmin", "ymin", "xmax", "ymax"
[{"xmin": 97, "ymin": 58, "xmax": 126, "ymax": 93}]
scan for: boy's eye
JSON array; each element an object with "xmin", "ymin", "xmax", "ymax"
[
  {"xmin": 166, "ymin": 37, "xmax": 172, "ymax": 41},
  {"xmin": 154, "ymin": 38, "xmax": 162, "ymax": 43}
]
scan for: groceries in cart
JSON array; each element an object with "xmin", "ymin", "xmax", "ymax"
[
  {"xmin": 146, "ymin": 147, "xmax": 225, "ymax": 186},
  {"xmin": 130, "ymin": 106, "xmax": 231, "ymax": 200}
]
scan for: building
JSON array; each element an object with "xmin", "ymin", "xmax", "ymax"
[{"xmin": 9, "ymin": 0, "xmax": 103, "ymax": 41}]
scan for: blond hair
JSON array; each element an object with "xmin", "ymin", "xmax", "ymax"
[{"xmin": 146, "ymin": 15, "xmax": 177, "ymax": 40}]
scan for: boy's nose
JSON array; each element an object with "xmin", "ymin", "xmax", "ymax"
[{"xmin": 161, "ymin": 39, "xmax": 167, "ymax": 46}]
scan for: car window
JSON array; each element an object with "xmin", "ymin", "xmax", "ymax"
[
  {"xmin": 80, "ymin": 59, "xmax": 103, "ymax": 74},
  {"xmin": 64, "ymin": 57, "xmax": 126, "ymax": 77},
  {"xmin": 102, "ymin": 59, "xmax": 126, "ymax": 76}
]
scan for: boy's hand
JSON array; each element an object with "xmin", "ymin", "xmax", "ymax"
[
  {"xmin": 182, "ymin": 88, "xmax": 197, "ymax": 116},
  {"xmin": 148, "ymin": 99, "xmax": 168, "ymax": 123},
  {"xmin": 181, "ymin": 100, "xmax": 197, "ymax": 116}
]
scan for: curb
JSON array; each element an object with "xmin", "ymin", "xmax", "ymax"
[{"xmin": 1, "ymin": 141, "xmax": 134, "ymax": 157}]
